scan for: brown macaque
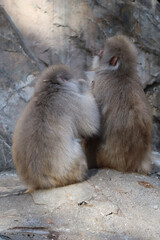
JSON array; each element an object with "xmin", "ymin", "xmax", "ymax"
[
  {"xmin": 87, "ymin": 35, "xmax": 152, "ymax": 174},
  {"xmin": 12, "ymin": 64, "xmax": 100, "ymax": 192}
]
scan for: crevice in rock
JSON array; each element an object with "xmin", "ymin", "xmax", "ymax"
[
  {"xmin": 38, "ymin": 58, "xmax": 49, "ymax": 67},
  {"xmin": 53, "ymin": 22, "xmax": 95, "ymax": 55},
  {"xmin": 153, "ymin": 115, "xmax": 160, "ymax": 124},
  {"xmin": 144, "ymin": 81, "xmax": 160, "ymax": 93},
  {"xmin": 0, "ymin": 7, "xmax": 42, "ymax": 70},
  {"xmin": 87, "ymin": 17, "xmax": 107, "ymax": 38},
  {"xmin": 89, "ymin": 0, "xmax": 108, "ymax": 9},
  {"xmin": 69, "ymin": 35, "xmax": 93, "ymax": 55},
  {"xmin": 0, "ymin": 92, "xmax": 15, "ymax": 112}
]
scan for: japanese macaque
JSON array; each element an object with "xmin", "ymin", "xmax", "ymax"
[
  {"xmin": 88, "ymin": 35, "xmax": 152, "ymax": 174},
  {"xmin": 12, "ymin": 64, "xmax": 100, "ymax": 191}
]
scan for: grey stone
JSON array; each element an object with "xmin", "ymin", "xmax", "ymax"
[
  {"xmin": 0, "ymin": 7, "xmax": 38, "ymax": 171},
  {"xmin": 146, "ymin": 85, "xmax": 160, "ymax": 151},
  {"xmin": 0, "ymin": 0, "xmax": 160, "ymax": 170},
  {"xmin": 32, "ymin": 182, "xmax": 94, "ymax": 208},
  {"xmin": 1, "ymin": 0, "xmax": 160, "ymax": 84},
  {"xmin": 0, "ymin": 168, "xmax": 160, "ymax": 240}
]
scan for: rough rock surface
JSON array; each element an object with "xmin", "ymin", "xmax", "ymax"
[
  {"xmin": 0, "ymin": 7, "xmax": 38, "ymax": 171},
  {"xmin": 0, "ymin": 162, "xmax": 160, "ymax": 240},
  {"xmin": 0, "ymin": 0, "xmax": 160, "ymax": 170}
]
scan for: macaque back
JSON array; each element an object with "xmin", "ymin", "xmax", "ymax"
[
  {"xmin": 92, "ymin": 35, "xmax": 152, "ymax": 174},
  {"xmin": 12, "ymin": 64, "xmax": 100, "ymax": 191}
]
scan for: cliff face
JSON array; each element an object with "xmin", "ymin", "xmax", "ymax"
[{"xmin": 0, "ymin": 0, "xmax": 160, "ymax": 171}]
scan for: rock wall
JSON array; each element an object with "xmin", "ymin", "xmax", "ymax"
[{"xmin": 0, "ymin": 0, "xmax": 160, "ymax": 171}]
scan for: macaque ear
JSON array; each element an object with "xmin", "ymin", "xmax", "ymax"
[{"xmin": 109, "ymin": 56, "xmax": 119, "ymax": 66}]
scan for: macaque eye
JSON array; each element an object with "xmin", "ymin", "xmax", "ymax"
[{"xmin": 109, "ymin": 56, "xmax": 119, "ymax": 66}]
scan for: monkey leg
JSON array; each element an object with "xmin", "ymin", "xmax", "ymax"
[{"xmin": 24, "ymin": 188, "xmax": 34, "ymax": 194}]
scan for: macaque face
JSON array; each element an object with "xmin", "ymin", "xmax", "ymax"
[
  {"xmin": 56, "ymin": 72, "xmax": 73, "ymax": 84},
  {"xmin": 42, "ymin": 65, "xmax": 73, "ymax": 85}
]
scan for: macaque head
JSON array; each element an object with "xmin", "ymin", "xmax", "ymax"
[
  {"xmin": 42, "ymin": 64, "xmax": 73, "ymax": 85},
  {"xmin": 100, "ymin": 35, "xmax": 137, "ymax": 73}
]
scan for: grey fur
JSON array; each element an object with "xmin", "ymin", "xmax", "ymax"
[
  {"xmin": 12, "ymin": 64, "xmax": 100, "ymax": 191},
  {"xmin": 89, "ymin": 35, "xmax": 152, "ymax": 174}
]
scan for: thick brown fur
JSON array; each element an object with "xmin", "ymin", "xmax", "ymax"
[
  {"xmin": 12, "ymin": 64, "xmax": 100, "ymax": 191},
  {"xmin": 90, "ymin": 35, "xmax": 152, "ymax": 174}
]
